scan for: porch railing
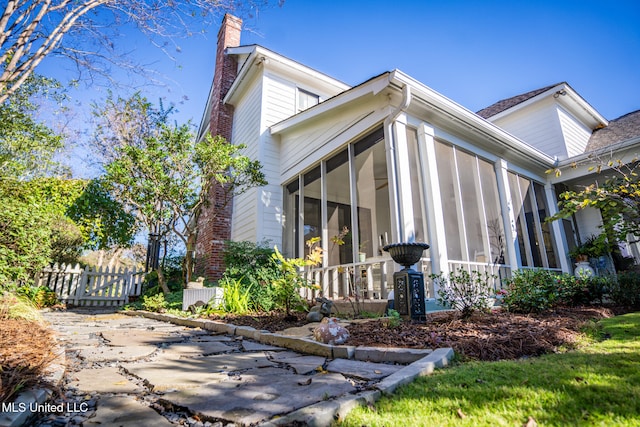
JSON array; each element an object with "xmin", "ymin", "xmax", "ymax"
[
  {"xmin": 301, "ymin": 256, "xmax": 434, "ymax": 301},
  {"xmin": 301, "ymin": 257, "xmax": 566, "ymax": 301}
]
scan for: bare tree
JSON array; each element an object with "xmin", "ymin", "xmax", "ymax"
[{"xmin": 0, "ymin": 0, "xmax": 279, "ymax": 104}]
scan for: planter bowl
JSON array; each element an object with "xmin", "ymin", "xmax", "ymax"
[{"xmin": 383, "ymin": 242, "xmax": 430, "ymax": 268}]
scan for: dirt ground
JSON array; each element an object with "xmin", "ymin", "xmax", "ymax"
[
  {"xmin": 210, "ymin": 305, "xmax": 622, "ymax": 361},
  {"xmin": 0, "ymin": 305, "xmax": 623, "ymax": 404}
]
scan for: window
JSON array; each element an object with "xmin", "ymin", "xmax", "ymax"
[
  {"xmin": 508, "ymin": 172, "xmax": 559, "ymax": 268},
  {"xmin": 434, "ymin": 141, "xmax": 506, "ymax": 264},
  {"xmin": 297, "ymin": 89, "xmax": 320, "ymax": 113}
]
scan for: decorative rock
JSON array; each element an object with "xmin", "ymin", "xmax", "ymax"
[{"xmin": 312, "ymin": 317, "xmax": 349, "ymax": 345}]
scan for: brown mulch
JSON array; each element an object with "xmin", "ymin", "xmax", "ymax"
[
  {"xmin": 0, "ymin": 319, "xmax": 59, "ymax": 403},
  {"xmin": 211, "ymin": 306, "xmax": 622, "ymax": 361}
]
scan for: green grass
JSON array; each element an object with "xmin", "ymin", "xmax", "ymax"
[{"xmin": 339, "ymin": 312, "xmax": 640, "ymax": 427}]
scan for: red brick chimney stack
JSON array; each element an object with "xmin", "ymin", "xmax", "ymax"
[{"xmin": 194, "ymin": 14, "xmax": 242, "ymax": 283}]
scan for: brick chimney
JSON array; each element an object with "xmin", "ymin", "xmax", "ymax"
[{"xmin": 194, "ymin": 14, "xmax": 242, "ymax": 283}]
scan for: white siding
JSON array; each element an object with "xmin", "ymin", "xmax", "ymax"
[
  {"xmin": 230, "ymin": 76, "xmax": 263, "ymax": 242},
  {"xmin": 557, "ymin": 106, "xmax": 592, "ymax": 157},
  {"xmin": 574, "ymin": 207, "xmax": 603, "ymax": 243},
  {"xmin": 255, "ymin": 75, "xmax": 298, "ymax": 246},
  {"xmin": 491, "ymin": 98, "xmax": 567, "ymax": 159}
]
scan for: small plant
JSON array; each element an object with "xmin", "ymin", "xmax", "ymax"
[
  {"xmin": 220, "ymin": 277, "xmax": 252, "ymax": 314},
  {"xmin": 142, "ymin": 293, "xmax": 167, "ymax": 312},
  {"xmin": 271, "ymin": 247, "xmax": 312, "ymax": 317},
  {"xmin": 383, "ymin": 308, "xmax": 401, "ymax": 328},
  {"xmin": 432, "ymin": 269, "xmax": 495, "ymax": 318}
]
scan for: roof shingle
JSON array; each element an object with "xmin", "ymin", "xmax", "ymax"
[
  {"xmin": 476, "ymin": 83, "xmax": 563, "ymax": 119},
  {"xmin": 586, "ymin": 110, "xmax": 640, "ymax": 152}
]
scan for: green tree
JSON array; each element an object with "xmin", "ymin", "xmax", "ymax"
[
  {"xmin": 0, "ymin": 178, "xmax": 86, "ymax": 286},
  {"xmin": 549, "ymin": 159, "xmax": 640, "ymax": 248},
  {"xmin": 67, "ymin": 178, "xmax": 137, "ymax": 251},
  {"xmin": 0, "ymin": 74, "xmax": 66, "ymax": 179},
  {"xmin": 95, "ymin": 93, "xmax": 266, "ymax": 294}
]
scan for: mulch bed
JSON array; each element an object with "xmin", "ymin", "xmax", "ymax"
[
  {"xmin": 0, "ymin": 319, "xmax": 59, "ymax": 403},
  {"xmin": 211, "ymin": 306, "xmax": 623, "ymax": 361}
]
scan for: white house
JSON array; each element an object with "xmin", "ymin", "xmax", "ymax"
[{"xmin": 194, "ymin": 14, "xmax": 640, "ymax": 300}]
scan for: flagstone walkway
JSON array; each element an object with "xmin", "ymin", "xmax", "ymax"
[{"xmin": 28, "ymin": 308, "xmax": 452, "ymax": 426}]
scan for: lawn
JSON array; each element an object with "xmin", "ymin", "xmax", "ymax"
[{"xmin": 338, "ymin": 312, "xmax": 640, "ymax": 427}]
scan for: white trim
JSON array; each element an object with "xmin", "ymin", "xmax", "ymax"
[
  {"xmin": 496, "ymin": 159, "xmax": 519, "ymax": 270},
  {"xmin": 419, "ymin": 123, "xmax": 449, "ymax": 281},
  {"xmin": 545, "ymin": 183, "xmax": 571, "ymax": 273}
]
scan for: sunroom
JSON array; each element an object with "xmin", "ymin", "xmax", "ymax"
[{"xmin": 271, "ymin": 70, "xmax": 569, "ymax": 302}]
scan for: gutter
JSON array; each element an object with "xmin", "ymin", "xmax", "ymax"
[{"xmin": 383, "ymin": 83, "xmax": 412, "ymax": 243}]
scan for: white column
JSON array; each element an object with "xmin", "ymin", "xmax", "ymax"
[
  {"xmin": 418, "ymin": 123, "xmax": 449, "ymax": 279},
  {"xmin": 545, "ymin": 182, "xmax": 571, "ymax": 272},
  {"xmin": 495, "ymin": 159, "xmax": 519, "ymax": 271},
  {"xmin": 392, "ymin": 115, "xmax": 415, "ymax": 242}
]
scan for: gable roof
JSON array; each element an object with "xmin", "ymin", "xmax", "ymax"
[
  {"xmin": 585, "ymin": 110, "xmax": 640, "ymax": 152},
  {"xmin": 476, "ymin": 83, "xmax": 563, "ymax": 119}
]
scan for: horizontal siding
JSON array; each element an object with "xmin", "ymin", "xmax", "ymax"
[
  {"xmin": 557, "ymin": 106, "xmax": 591, "ymax": 157},
  {"xmin": 230, "ymin": 77, "xmax": 262, "ymax": 241},
  {"xmin": 492, "ymin": 99, "xmax": 566, "ymax": 158}
]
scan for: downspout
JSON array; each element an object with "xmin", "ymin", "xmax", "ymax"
[{"xmin": 383, "ymin": 83, "xmax": 412, "ymax": 243}]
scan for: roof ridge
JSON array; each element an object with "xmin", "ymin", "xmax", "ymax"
[{"xmin": 476, "ymin": 82, "xmax": 565, "ymax": 119}]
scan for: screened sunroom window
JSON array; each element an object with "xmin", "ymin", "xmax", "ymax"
[
  {"xmin": 508, "ymin": 172, "xmax": 559, "ymax": 268},
  {"xmin": 434, "ymin": 141, "xmax": 506, "ymax": 265}
]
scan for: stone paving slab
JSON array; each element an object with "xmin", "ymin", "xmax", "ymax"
[
  {"xmin": 122, "ymin": 352, "xmax": 278, "ymax": 391},
  {"xmin": 99, "ymin": 329, "xmax": 186, "ymax": 347},
  {"xmin": 160, "ymin": 341, "xmax": 235, "ymax": 357},
  {"xmin": 326, "ymin": 358, "xmax": 402, "ymax": 380},
  {"xmin": 241, "ymin": 340, "xmax": 286, "ymax": 352},
  {"xmin": 164, "ymin": 371, "xmax": 357, "ymax": 425},
  {"xmin": 68, "ymin": 367, "xmax": 141, "ymax": 393},
  {"xmin": 270, "ymin": 354, "xmax": 327, "ymax": 375},
  {"xmin": 84, "ymin": 396, "xmax": 174, "ymax": 427},
  {"xmin": 76, "ymin": 344, "xmax": 157, "ymax": 362}
]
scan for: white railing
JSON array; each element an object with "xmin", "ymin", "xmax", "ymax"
[
  {"xmin": 446, "ymin": 260, "xmax": 512, "ymax": 292},
  {"xmin": 35, "ymin": 263, "xmax": 145, "ymax": 306},
  {"xmin": 301, "ymin": 256, "xmax": 434, "ymax": 300}
]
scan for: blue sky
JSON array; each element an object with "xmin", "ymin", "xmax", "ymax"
[{"xmin": 42, "ymin": 0, "xmax": 640, "ymax": 176}]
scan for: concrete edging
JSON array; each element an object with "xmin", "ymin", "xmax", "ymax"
[{"xmin": 124, "ymin": 310, "xmax": 454, "ymax": 426}]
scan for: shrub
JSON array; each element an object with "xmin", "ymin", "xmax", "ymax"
[
  {"xmin": 501, "ymin": 269, "xmax": 561, "ymax": 313},
  {"xmin": 16, "ymin": 285, "xmax": 59, "ymax": 308},
  {"xmin": 432, "ymin": 269, "xmax": 495, "ymax": 318},
  {"xmin": 501, "ymin": 270, "xmax": 612, "ymax": 313},
  {"xmin": 609, "ymin": 271, "xmax": 640, "ymax": 308},
  {"xmin": 142, "ymin": 293, "xmax": 167, "ymax": 312},
  {"xmin": 221, "ymin": 240, "xmax": 279, "ymax": 312}
]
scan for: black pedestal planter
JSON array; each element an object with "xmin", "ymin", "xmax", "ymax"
[{"xmin": 383, "ymin": 242, "xmax": 430, "ymax": 321}]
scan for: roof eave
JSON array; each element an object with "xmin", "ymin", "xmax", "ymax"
[{"xmin": 390, "ymin": 71, "xmax": 557, "ymax": 168}]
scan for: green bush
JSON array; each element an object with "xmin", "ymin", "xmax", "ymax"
[
  {"xmin": 502, "ymin": 269, "xmax": 613, "ymax": 313},
  {"xmin": 609, "ymin": 271, "xmax": 640, "ymax": 308},
  {"xmin": 142, "ymin": 293, "xmax": 167, "ymax": 312},
  {"xmin": 432, "ymin": 269, "xmax": 495, "ymax": 318},
  {"xmin": 221, "ymin": 240, "xmax": 280, "ymax": 312},
  {"xmin": 501, "ymin": 269, "xmax": 562, "ymax": 313},
  {"xmin": 15, "ymin": 285, "xmax": 59, "ymax": 308}
]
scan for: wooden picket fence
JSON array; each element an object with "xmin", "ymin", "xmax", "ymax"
[{"xmin": 35, "ymin": 263, "xmax": 145, "ymax": 307}]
